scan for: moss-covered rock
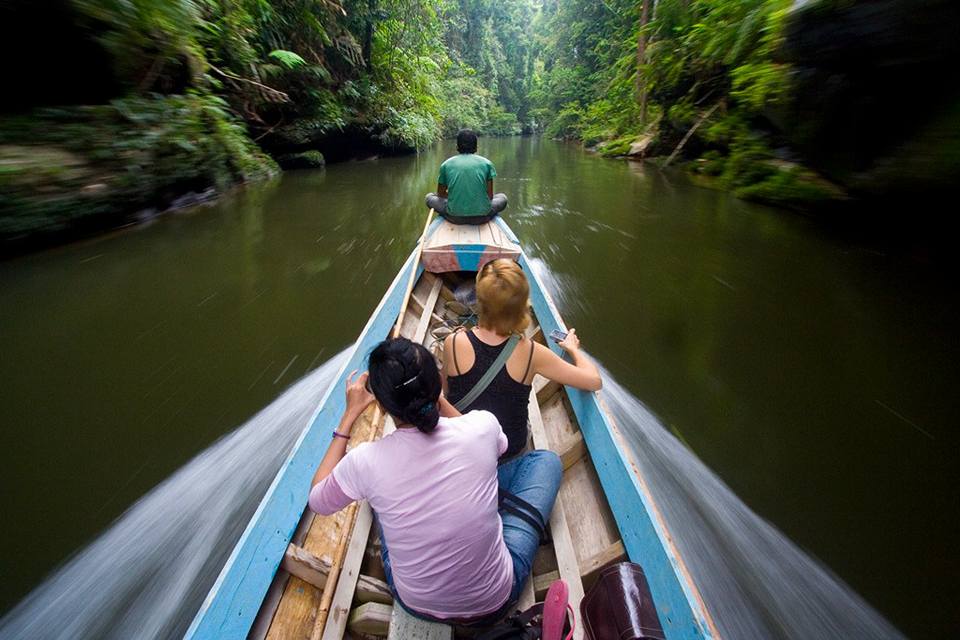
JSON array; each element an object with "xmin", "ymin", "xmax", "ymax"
[
  {"xmin": 734, "ymin": 162, "xmax": 847, "ymax": 208},
  {"xmin": 0, "ymin": 93, "xmax": 278, "ymax": 243},
  {"xmin": 693, "ymin": 150, "xmax": 726, "ymax": 177},
  {"xmin": 717, "ymin": 134, "xmax": 847, "ymax": 208},
  {"xmin": 597, "ymin": 135, "xmax": 638, "ymax": 157},
  {"xmin": 276, "ymin": 150, "xmax": 326, "ymax": 170},
  {"xmin": 268, "ymin": 118, "xmax": 334, "ymax": 151}
]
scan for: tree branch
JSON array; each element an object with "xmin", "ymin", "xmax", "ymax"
[
  {"xmin": 662, "ymin": 101, "xmax": 721, "ymax": 167},
  {"xmin": 208, "ymin": 64, "xmax": 289, "ymax": 102}
]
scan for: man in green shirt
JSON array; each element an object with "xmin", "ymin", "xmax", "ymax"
[{"xmin": 425, "ymin": 130, "xmax": 508, "ymax": 225}]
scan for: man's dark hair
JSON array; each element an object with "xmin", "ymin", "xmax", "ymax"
[{"xmin": 456, "ymin": 129, "xmax": 478, "ymax": 154}]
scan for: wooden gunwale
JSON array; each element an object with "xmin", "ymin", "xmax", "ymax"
[
  {"xmin": 509, "ymin": 214, "xmax": 719, "ymax": 640},
  {"xmin": 185, "ymin": 249, "xmax": 422, "ymax": 640}
]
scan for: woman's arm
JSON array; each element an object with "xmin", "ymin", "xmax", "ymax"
[
  {"xmin": 439, "ymin": 333, "xmax": 462, "ymax": 418},
  {"xmin": 438, "ymin": 394, "xmax": 461, "ymax": 418},
  {"xmin": 441, "ymin": 333, "xmax": 453, "ymax": 395},
  {"xmin": 534, "ymin": 328, "xmax": 602, "ymax": 391},
  {"xmin": 311, "ymin": 370, "xmax": 375, "ymax": 488}
]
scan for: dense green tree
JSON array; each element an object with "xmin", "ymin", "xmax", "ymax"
[
  {"xmin": 1, "ymin": 0, "xmax": 543, "ymax": 243},
  {"xmin": 525, "ymin": 0, "xmax": 845, "ymax": 206},
  {"xmin": 59, "ymin": 0, "xmax": 542, "ymax": 150}
]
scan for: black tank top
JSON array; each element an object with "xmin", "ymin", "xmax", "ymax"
[{"xmin": 447, "ymin": 330, "xmax": 533, "ymax": 459}]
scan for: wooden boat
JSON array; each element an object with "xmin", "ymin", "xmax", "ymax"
[{"xmin": 186, "ymin": 218, "xmax": 718, "ymax": 640}]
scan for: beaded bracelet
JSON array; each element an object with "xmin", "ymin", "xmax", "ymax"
[{"xmin": 332, "ymin": 431, "xmax": 351, "ymax": 440}]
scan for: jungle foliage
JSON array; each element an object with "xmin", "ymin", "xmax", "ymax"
[
  {"xmin": 62, "ymin": 0, "xmax": 537, "ymax": 150},
  {"xmin": 527, "ymin": 0, "xmax": 842, "ymax": 205},
  {"xmin": 1, "ymin": 0, "xmax": 538, "ymax": 242},
  {"xmin": 529, "ymin": 0, "xmax": 794, "ymax": 141},
  {"xmin": 3, "ymin": 0, "xmax": 855, "ymax": 245}
]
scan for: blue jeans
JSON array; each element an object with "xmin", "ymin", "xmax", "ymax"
[
  {"xmin": 425, "ymin": 192, "xmax": 508, "ymax": 223},
  {"xmin": 380, "ymin": 450, "xmax": 562, "ymax": 625}
]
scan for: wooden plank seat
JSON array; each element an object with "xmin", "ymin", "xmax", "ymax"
[
  {"xmin": 421, "ymin": 220, "xmax": 521, "ymax": 273},
  {"xmin": 388, "ymin": 604, "xmax": 453, "ymax": 639},
  {"xmin": 527, "ymin": 390, "xmax": 586, "ymax": 640}
]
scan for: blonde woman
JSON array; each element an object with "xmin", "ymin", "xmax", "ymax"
[{"xmin": 442, "ymin": 258, "xmax": 602, "ymax": 461}]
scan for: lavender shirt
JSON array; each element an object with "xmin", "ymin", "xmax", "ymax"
[{"xmin": 309, "ymin": 410, "xmax": 513, "ymax": 618}]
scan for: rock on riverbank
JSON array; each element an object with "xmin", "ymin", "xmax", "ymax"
[{"xmin": 0, "ymin": 94, "xmax": 278, "ymax": 250}]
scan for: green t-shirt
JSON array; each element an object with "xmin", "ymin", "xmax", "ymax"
[{"xmin": 438, "ymin": 153, "xmax": 497, "ymax": 216}]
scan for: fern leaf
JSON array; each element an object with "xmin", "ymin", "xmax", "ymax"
[{"xmin": 268, "ymin": 49, "xmax": 307, "ymax": 69}]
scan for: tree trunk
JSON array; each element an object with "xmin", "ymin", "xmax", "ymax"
[
  {"xmin": 362, "ymin": 0, "xmax": 376, "ymax": 68},
  {"xmin": 636, "ymin": 0, "xmax": 652, "ymax": 123}
]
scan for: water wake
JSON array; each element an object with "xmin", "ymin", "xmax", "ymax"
[
  {"xmin": 0, "ymin": 349, "xmax": 349, "ymax": 640},
  {"xmin": 0, "ymin": 341, "xmax": 903, "ymax": 639},
  {"xmin": 603, "ymin": 372, "xmax": 903, "ymax": 639}
]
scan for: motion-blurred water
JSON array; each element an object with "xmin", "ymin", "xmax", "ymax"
[
  {"xmin": 531, "ymin": 255, "xmax": 902, "ymax": 638},
  {"xmin": 0, "ymin": 350, "xmax": 348, "ymax": 640},
  {"xmin": 0, "ymin": 347, "xmax": 903, "ymax": 639},
  {"xmin": 604, "ymin": 373, "xmax": 903, "ymax": 639}
]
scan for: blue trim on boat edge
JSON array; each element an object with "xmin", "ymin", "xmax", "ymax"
[
  {"xmin": 515, "ymin": 247, "xmax": 716, "ymax": 640},
  {"xmin": 185, "ymin": 250, "xmax": 421, "ymax": 640}
]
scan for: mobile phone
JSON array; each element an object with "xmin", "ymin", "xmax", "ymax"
[{"xmin": 549, "ymin": 329, "xmax": 568, "ymax": 344}]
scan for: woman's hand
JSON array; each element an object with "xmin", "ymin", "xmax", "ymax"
[
  {"xmin": 312, "ymin": 371, "xmax": 373, "ymax": 489},
  {"xmin": 558, "ymin": 328, "xmax": 581, "ymax": 354},
  {"xmin": 536, "ymin": 328, "xmax": 602, "ymax": 392},
  {"xmin": 345, "ymin": 370, "xmax": 375, "ymax": 416}
]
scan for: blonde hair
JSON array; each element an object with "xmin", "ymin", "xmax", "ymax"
[{"xmin": 475, "ymin": 259, "xmax": 531, "ymax": 335}]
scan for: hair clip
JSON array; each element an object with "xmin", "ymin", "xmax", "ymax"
[{"xmin": 394, "ymin": 375, "xmax": 418, "ymax": 390}]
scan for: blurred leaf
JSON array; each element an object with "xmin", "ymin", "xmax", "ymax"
[{"xmin": 268, "ymin": 49, "xmax": 307, "ymax": 69}]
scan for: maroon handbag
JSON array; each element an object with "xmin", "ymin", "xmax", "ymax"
[{"xmin": 580, "ymin": 562, "xmax": 665, "ymax": 640}]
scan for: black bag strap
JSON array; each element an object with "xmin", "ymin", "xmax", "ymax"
[
  {"xmin": 499, "ymin": 488, "xmax": 551, "ymax": 545},
  {"xmin": 521, "ymin": 339, "xmax": 535, "ymax": 383},
  {"xmin": 499, "ymin": 503, "xmax": 546, "ymax": 540},
  {"xmin": 475, "ymin": 604, "xmax": 545, "ymax": 640}
]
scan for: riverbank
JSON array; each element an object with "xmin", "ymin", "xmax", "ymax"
[
  {"xmin": 0, "ymin": 93, "xmax": 425, "ymax": 257},
  {"xmin": 589, "ymin": 140, "xmax": 847, "ymax": 210},
  {"xmin": 529, "ymin": 0, "xmax": 960, "ymax": 214},
  {"xmin": 0, "ymin": 0, "xmax": 531, "ymax": 255},
  {"xmin": 0, "ymin": 106, "xmax": 525, "ymax": 257},
  {"xmin": 0, "ymin": 95, "xmax": 279, "ymax": 254}
]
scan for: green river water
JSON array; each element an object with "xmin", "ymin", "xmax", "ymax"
[{"xmin": 0, "ymin": 137, "xmax": 956, "ymax": 637}]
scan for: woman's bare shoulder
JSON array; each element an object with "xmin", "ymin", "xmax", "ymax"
[
  {"xmin": 445, "ymin": 327, "xmax": 469, "ymax": 343},
  {"xmin": 530, "ymin": 338, "xmax": 562, "ymax": 365},
  {"xmin": 444, "ymin": 327, "xmax": 474, "ymax": 374}
]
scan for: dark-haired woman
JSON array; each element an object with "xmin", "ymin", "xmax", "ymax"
[{"xmin": 308, "ymin": 338, "xmax": 561, "ymax": 623}]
